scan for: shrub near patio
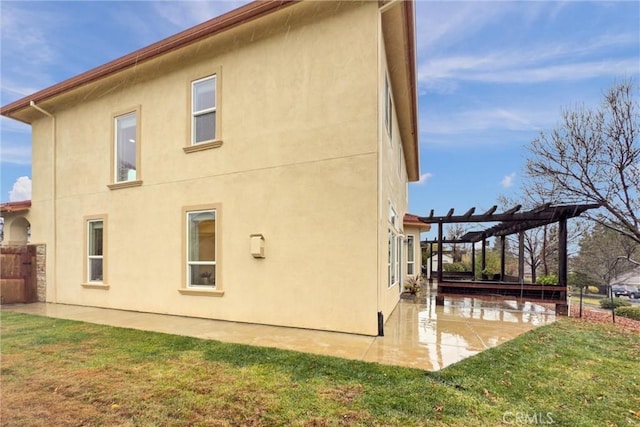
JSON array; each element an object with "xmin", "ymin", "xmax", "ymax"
[{"xmin": 1, "ymin": 312, "xmax": 639, "ymax": 426}]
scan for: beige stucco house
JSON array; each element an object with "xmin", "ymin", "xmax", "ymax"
[{"xmin": 0, "ymin": 0, "xmax": 423, "ymax": 336}]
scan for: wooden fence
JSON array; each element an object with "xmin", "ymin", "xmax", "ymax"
[{"xmin": 0, "ymin": 245, "xmax": 44, "ymax": 304}]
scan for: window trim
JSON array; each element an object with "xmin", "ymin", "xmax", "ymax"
[
  {"xmin": 82, "ymin": 214, "xmax": 109, "ymax": 289},
  {"xmin": 185, "ymin": 70, "xmax": 223, "ymax": 152},
  {"xmin": 180, "ymin": 204, "xmax": 224, "ymax": 296},
  {"xmin": 108, "ymin": 106, "xmax": 142, "ymax": 190}
]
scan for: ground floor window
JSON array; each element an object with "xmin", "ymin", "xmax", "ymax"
[
  {"xmin": 388, "ymin": 229, "xmax": 401, "ymax": 287},
  {"xmin": 186, "ymin": 208, "xmax": 217, "ymax": 288},
  {"xmin": 86, "ymin": 218, "xmax": 105, "ymax": 283},
  {"xmin": 407, "ymin": 235, "xmax": 415, "ymax": 276}
]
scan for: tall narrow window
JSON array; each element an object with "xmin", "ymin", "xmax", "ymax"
[
  {"xmin": 389, "ymin": 229, "xmax": 396, "ymax": 287},
  {"xmin": 114, "ymin": 112, "xmax": 138, "ymax": 183},
  {"xmin": 187, "ymin": 209, "xmax": 216, "ymax": 288},
  {"xmin": 396, "ymin": 235, "xmax": 402, "ymax": 285},
  {"xmin": 407, "ymin": 235, "xmax": 415, "ymax": 276},
  {"xmin": 87, "ymin": 220, "xmax": 104, "ymax": 283},
  {"xmin": 192, "ymin": 75, "xmax": 217, "ymax": 144}
]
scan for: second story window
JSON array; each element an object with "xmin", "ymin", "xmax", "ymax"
[
  {"xmin": 192, "ymin": 75, "xmax": 217, "ymax": 144},
  {"xmin": 113, "ymin": 107, "xmax": 141, "ymax": 185}
]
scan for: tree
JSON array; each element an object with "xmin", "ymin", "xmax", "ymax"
[
  {"xmin": 574, "ymin": 222, "xmax": 639, "ymax": 292},
  {"xmin": 446, "ymin": 224, "xmax": 468, "ymax": 263},
  {"xmin": 525, "ymin": 80, "xmax": 640, "ymax": 252}
]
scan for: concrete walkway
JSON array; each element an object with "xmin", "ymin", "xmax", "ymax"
[{"xmin": 1, "ymin": 295, "xmax": 555, "ymax": 371}]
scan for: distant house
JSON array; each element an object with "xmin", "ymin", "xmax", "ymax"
[
  {"xmin": 426, "ymin": 253, "xmax": 453, "ymax": 277},
  {"xmin": 0, "ymin": 201, "xmax": 31, "ymax": 246},
  {"xmin": 0, "ymin": 1, "xmax": 422, "ymax": 336}
]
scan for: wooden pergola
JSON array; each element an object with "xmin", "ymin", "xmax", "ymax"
[{"xmin": 418, "ymin": 203, "xmax": 600, "ymax": 308}]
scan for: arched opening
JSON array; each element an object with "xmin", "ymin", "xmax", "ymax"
[{"xmin": 9, "ymin": 216, "xmax": 31, "ymax": 244}]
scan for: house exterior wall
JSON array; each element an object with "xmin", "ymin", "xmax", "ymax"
[
  {"xmin": 377, "ymin": 17, "xmax": 411, "ymax": 324},
  {"xmin": 26, "ymin": 1, "xmax": 401, "ymax": 335}
]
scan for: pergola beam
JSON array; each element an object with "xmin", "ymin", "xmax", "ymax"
[{"xmin": 418, "ymin": 203, "xmax": 599, "ymax": 226}]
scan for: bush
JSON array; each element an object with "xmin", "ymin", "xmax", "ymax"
[
  {"xmin": 403, "ymin": 276, "xmax": 422, "ymax": 295},
  {"xmin": 615, "ymin": 306, "xmax": 640, "ymax": 321},
  {"xmin": 536, "ymin": 275, "xmax": 559, "ymax": 285},
  {"xmin": 443, "ymin": 262, "xmax": 467, "ymax": 272},
  {"xmin": 587, "ymin": 286, "xmax": 599, "ymax": 294},
  {"xmin": 600, "ymin": 298, "xmax": 632, "ymax": 309}
]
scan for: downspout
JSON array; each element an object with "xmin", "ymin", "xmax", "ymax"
[{"xmin": 30, "ymin": 101, "xmax": 57, "ymax": 303}]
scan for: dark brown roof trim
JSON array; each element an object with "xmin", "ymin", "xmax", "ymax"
[
  {"xmin": 1, "ymin": 0, "xmax": 297, "ymax": 118},
  {"xmin": 404, "ymin": 0, "xmax": 419, "ymax": 178}
]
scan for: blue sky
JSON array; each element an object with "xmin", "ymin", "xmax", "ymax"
[{"xmin": 1, "ymin": 1, "xmax": 639, "ymax": 233}]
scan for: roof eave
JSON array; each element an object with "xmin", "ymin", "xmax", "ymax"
[
  {"xmin": 380, "ymin": 1, "xmax": 419, "ymax": 182},
  {"xmin": 0, "ymin": 0, "xmax": 298, "ymax": 122}
]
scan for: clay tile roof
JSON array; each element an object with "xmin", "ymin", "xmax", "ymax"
[
  {"xmin": 403, "ymin": 213, "xmax": 430, "ymax": 231},
  {"xmin": 0, "ymin": 200, "xmax": 31, "ymax": 213}
]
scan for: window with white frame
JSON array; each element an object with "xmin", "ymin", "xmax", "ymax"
[
  {"xmin": 407, "ymin": 235, "xmax": 415, "ymax": 276},
  {"xmin": 384, "ymin": 74, "xmax": 393, "ymax": 140},
  {"xmin": 388, "ymin": 229, "xmax": 396, "ymax": 287},
  {"xmin": 186, "ymin": 209, "xmax": 217, "ymax": 288},
  {"xmin": 114, "ymin": 111, "xmax": 138, "ymax": 183},
  {"xmin": 191, "ymin": 75, "xmax": 217, "ymax": 144},
  {"xmin": 87, "ymin": 220, "xmax": 104, "ymax": 283},
  {"xmin": 397, "ymin": 234, "xmax": 402, "ymax": 285},
  {"xmin": 388, "ymin": 203, "xmax": 400, "ymax": 287}
]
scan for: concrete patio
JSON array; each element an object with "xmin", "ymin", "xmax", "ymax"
[{"xmin": 1, "ymin": 294, "xmax": 556, "ymax": 371}]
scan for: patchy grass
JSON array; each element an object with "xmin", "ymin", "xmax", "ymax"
[
  {"xmin": 1, "ymin": 311, "xmax": 639, "ymax": 426},
  {"xmin": 569, "ymin": 294, "xmax": 606, "ymax": 307}
]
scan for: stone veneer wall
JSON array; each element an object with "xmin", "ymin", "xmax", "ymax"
[{"xmin": 34, "ymin": 244, "xmax": 46, "ymax": 302}]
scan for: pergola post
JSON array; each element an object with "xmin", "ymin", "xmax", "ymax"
[
  {"xmin": 429, "ymin": 241, "xmax": 434, "ymax": 280},
  {"xmin": 518, "ymin": 231, "xmax": 525, "ymax": 284},
  {"xmin": 558, "ymin": 217, "xmax": 567, "ymax": 287},
  {"xmin": 500, "ymin": 235, "xmax": 506, "ymax": 280},
  {"xmin": 481, "ymin": 238, "xmax": 486, "ymax": 272},
  {"xmin": 471, "ymin": 242, "xmax": 476, "ymax": 279},
  {"xmin": 437, "ymin": 222, "xmax": 443, "ymax": 282}
]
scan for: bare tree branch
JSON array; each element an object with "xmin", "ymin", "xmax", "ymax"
[{"xmin": 525, "ymin": 79, "xmax": 640, "ymax": 244}]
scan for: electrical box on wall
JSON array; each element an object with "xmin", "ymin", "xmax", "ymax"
[{"xmin": 250, "ymin": 234, "xmax": 265, "ymax": 258}]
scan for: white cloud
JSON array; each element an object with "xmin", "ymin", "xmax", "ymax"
[
  {"xmin": 421, "ymin": 107, "xmax": 550, "ymax": 137},
  {"xmin": 8, "ymin": 176, "xmax": 31, "ymax": 202},
  {"xmin": 416, "ymin": 0, "xmax": 639, "ymax": 93},
  {"xmin": 0, "ymin": 144, "xmax": 31, "ymax": 165},
  {"xmin": 501, "ymin": 173, "xmax": 516, "ymax": 188},
  {"xmin": 417, "ymin": 172, "xmax": 433, "ymax": 184}
]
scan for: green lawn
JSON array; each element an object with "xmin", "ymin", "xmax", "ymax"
[{"xmin": 1, "ymin": 311, "xmax": 639, "ymax": 426}]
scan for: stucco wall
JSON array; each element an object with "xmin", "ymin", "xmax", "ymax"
[
  {"xmin": 376, "ymin": 15, "xmax": 410, "ymax": 324},
  {"xmin": 29, "ymin": 1, "xmax": 393, "ymax": 335}
]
